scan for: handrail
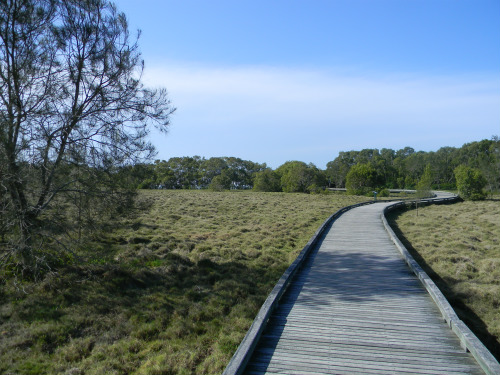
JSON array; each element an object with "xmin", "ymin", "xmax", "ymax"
[
  {"xmin": 222, "ymin": 200, "xmax": 376, "ymax": 375},
  {"xmin": 382, "ymin": 194, "xmax": 500, "ymax": 375}
]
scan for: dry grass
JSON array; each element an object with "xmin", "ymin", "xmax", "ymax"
[
  {"xmin": 388, "ymin": 199, "xmax": 500, "ymax": 360},
  {"xmin": 0, "ymin": 190, "xmax": 368, "ymax": 375}
]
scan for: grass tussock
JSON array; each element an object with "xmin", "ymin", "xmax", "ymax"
[
  {"xmin": 0, "ymin": 190, "xmax": 368, "ymax": 375},
  {"xmin": 388, "ymin": 199, "xmax": 500, "ymax": 360}
]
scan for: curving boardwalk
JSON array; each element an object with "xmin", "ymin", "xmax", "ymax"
[{"xmin": 234, "ymin": 200, "xmax": 488, "ymax": 375}]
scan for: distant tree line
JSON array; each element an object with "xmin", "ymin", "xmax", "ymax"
[
  {"xmin": 325, "ymin": 138, "xmax": 500, "ymax": 194},
  {"xmin": 127, "ymin": 138, "xmax": 500, "ymax": 199},
  {"xmin": 121, "ymin": 157, "xmax": 268, "ymax": 191}
]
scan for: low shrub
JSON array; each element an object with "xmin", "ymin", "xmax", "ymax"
[{"xmin": 378, "ymin": 188, "xmax": 390, "ymax": 197}]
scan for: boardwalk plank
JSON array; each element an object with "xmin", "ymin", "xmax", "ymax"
[
  {"xmin": 254, "ymin": 342, "xmax": 476, "ymax": 362},
  {"xmin": 250, "ymin": 350, "xmax": 482, "ymax": 372}
]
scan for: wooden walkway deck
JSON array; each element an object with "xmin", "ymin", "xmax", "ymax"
[{"xmin": 241, "ymin": 202, "xmax": 486, "ymax": 375}]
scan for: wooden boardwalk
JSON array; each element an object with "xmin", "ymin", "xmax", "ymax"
[{"xmin": 242, "ymin": 202, "xmax": 485, "ymax": 375}]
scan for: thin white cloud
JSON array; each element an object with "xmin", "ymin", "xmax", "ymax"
[{"xmin": 144, "ymin": 62, "xmax": 500, "ymax": 168}]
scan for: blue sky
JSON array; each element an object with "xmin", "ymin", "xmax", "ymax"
[{"xmin": 114, "ymin": 0, "xmax": 500, "ymax": 168}]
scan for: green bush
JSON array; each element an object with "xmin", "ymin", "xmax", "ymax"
[
  {"xmin": 454, "ymin": 165, "xmax": 487, "ymax": 201},
  {"xmin": 307, "ymin": 184, "xmax": 324, "ymax": 194},
  {"xmin": 209, "ymin": 172, "xmax": 232, "ymax": 191},
  {"xmin": 345, "ymin": 163, "xmax": 377, "ymax": 195},
  {"xmin": 137, "ymin": 179, "xmax": 154, "ymax": 189},
  {"xmin": 275, "ymin": 161, "xmax": 326, "ymax": 193},
  {"xmin": 252, "ymin": 169, "xmax": 281, "ymax": 192},
  {"xmin": 378, "ymin": 188, "xmax": 390, "ymax": 197},
  {"xmin": 416, "ymin": 164, "xmax": 433, "ymax": 198}
]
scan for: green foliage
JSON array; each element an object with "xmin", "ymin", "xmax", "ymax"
[
  {"xmin": 454, "ymin": 165, "xmax": 487, "ymax": 200},
  {"xmin": 307, "ymin": 183, "xmax": 324, "ymax": 194},
  {"xmin": 326, "ymin": 149, "xmax": 396, "ymax": 189},
  {"xmin": 143, "ymin": 156, "xmax": 267, "ymax": 190},
  {"xmin": 326, "ymin": 151, "xmax": 357, "ymax": 188},
  {"xmin": 275, "ymin": 161, "xmax": 326, "ymax": 193},
  {"xmin": 252, "ymin": 169, "xmax": 282, "ymax": 192},
  {"xmin": 118, "ymin": 164, "xmax": 156, "ymax": 190},
  {"xmin": 404, "ymin": 175, "xmax": 416, "ymax": 189},
  {"xmin": 324, "ymin": 137, "xmax": 500, "ymax": 192},
  {"xmin": 122, "ymin": 137, "xmax": 500, "ymax": 196},
  {"xmin": 416, "ymin": 164, "xmax": 433, "ymax": 198},
  {"xmin": 345, "ymin": 163, "xmax": 377, "ymax": 195},
  {"xmin": 138, "ymin": 178, "xmax": 156, "ymax": 190},
  {"xmin": 208, "ymin": 171, "xmax": 232, "ymax": 191},
  {"xmin": 377, "ymin": 188, "xmax": 390, "ymax": 197}
]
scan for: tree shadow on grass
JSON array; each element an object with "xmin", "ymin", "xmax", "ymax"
[{"xmin": 2, "ymin": 251, "xmax": 269, "ymax": 369}]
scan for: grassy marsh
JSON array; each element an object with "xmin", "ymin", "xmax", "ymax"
[
  {"xmin": 0, "ymin": 190, "xmax": 368, "ymax": 375},
  {"xmin": 388, "ymin": 199, "xmax": 500, "ymax": 360}
]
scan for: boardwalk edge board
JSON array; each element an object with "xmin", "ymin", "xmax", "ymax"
[
  {"xmin": 382, "ymin": 193, "xmax": 500, "ymax": 375},
  {"xmin": 222, "ymin": 200, "xmax": 375, "ymax": 375}
]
